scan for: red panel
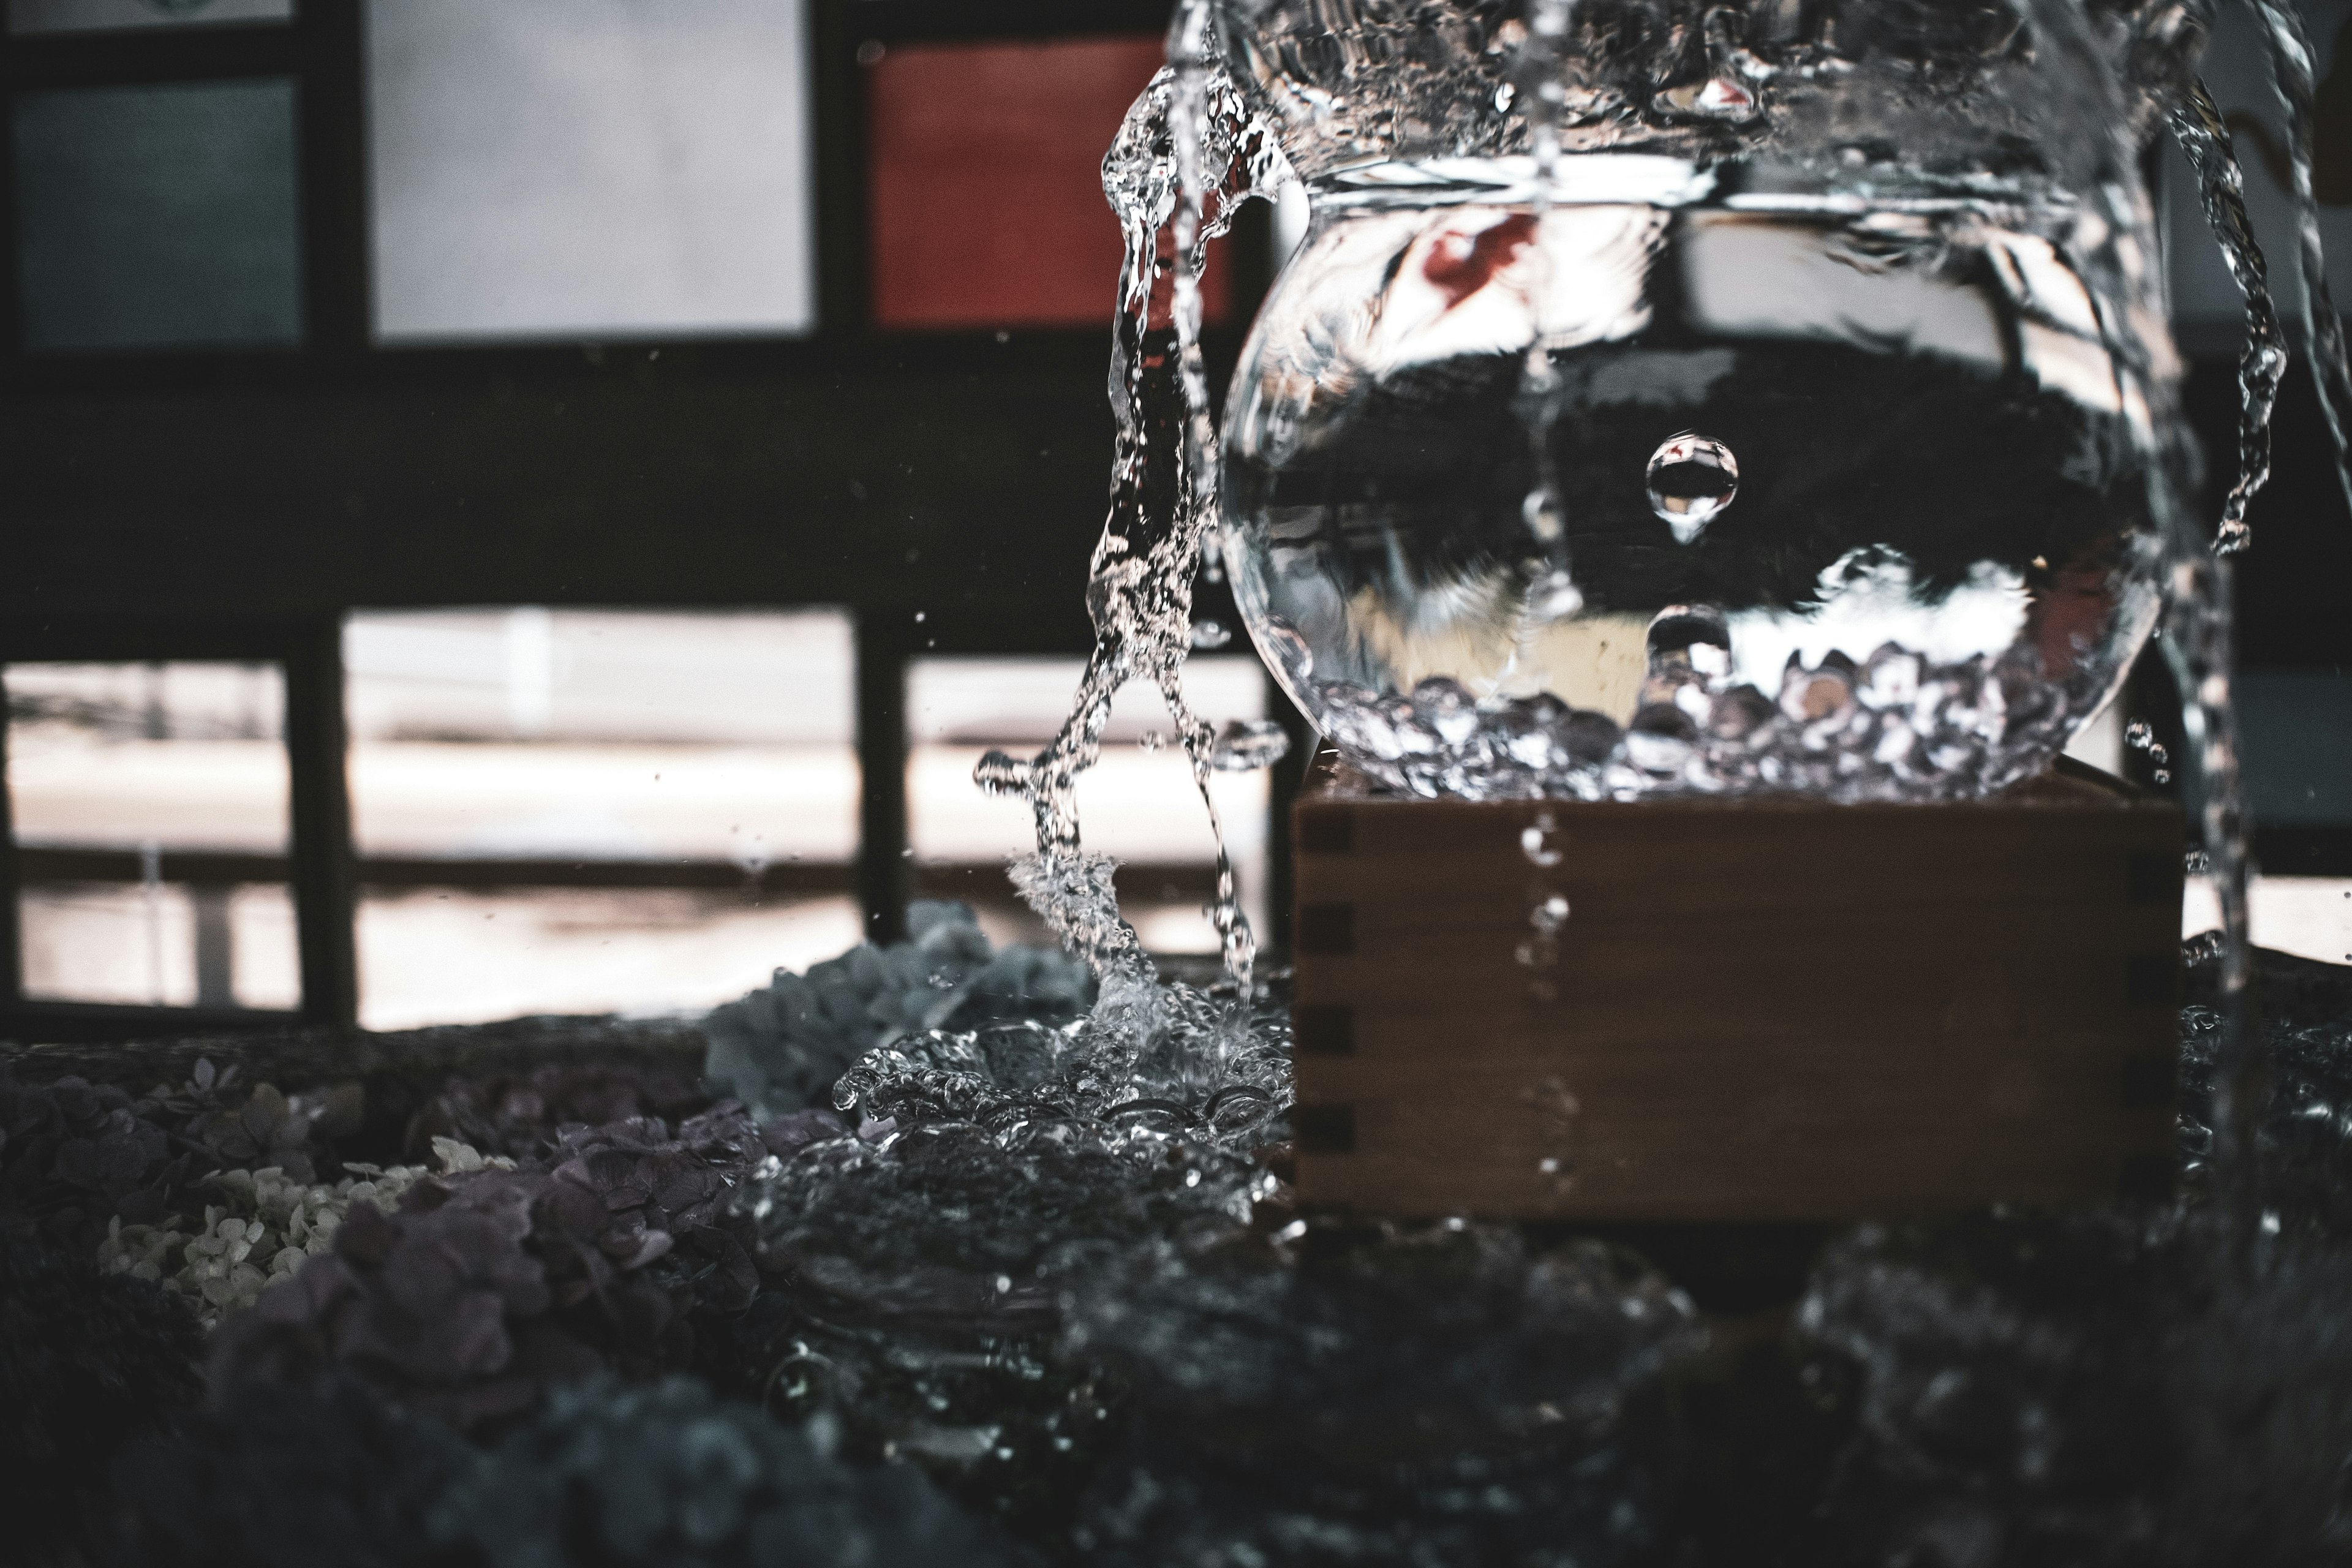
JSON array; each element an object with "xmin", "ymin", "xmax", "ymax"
[{"xmin": 867, "ymin": 35, "xmax": 1231, "ymax": 331}]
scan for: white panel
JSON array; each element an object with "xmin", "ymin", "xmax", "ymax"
[{"xmin": 367, "ymin": 0, "xmax": 816, "ymax": 342}]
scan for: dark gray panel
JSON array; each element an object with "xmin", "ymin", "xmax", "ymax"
[
  {"xmin": 13, "ymin": 79, "xmax": 304, "ymax": 351},
  {"xmin": 8, "ymin": 0, "xmax": 290, "ymax": 36},
  {"xmin": 2238, "ymin": 671, "xmax": 2352, "ymax": 826}
]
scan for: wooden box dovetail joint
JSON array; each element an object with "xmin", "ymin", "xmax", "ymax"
[{"xmin": 1289, "ymin": 753, "xmax": 2184, "ymax": 1221}]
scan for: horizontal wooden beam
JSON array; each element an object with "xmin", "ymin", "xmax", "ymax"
[
  {"xmin": 13, "ymin": 844, "xmax": 1223, "ymax": 900},
  {"xmin": 1, "ymin": 352, "xmax": 1132, "ymax": 631}
]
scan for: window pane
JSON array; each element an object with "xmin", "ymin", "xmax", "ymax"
[
  {"xmin": 7, "ymin": 662, "xmax": 298, "ymax": 1011},
  {"xmin": 8, "ymin": 0, "xmax": 290, "ymax": 36},
  {"xmin": 12, "ymin": 80, "xmax": 303, "ymax": 351},
  {"xmin": 906, "ymin": 655, "xmax": 1268, "ymax": 954},
  {"xmin": 353, "ymin": 889, "xmax": 859, "ymax": 1033},
  {"xmin": 867, "ymin": 35, "xmax": 1232, "ymax": 330},
  {"xmin": 344, "ymin": 609, "xmax": 857, "ymax": 1028},
  {"xmin": 367, "ymin": 0, "xmax": 816, "ymax": 343}
]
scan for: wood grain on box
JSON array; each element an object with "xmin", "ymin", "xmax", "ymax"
[{"xmin": 1289, "ymin": 754, "xmax": 2183, "ymax": 1221}]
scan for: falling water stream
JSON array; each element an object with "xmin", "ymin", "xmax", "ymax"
[
  {"xmin": 2248, "ymin": 0, "xmax": 2352, "ymax": 519},
  {"xmin": 973, "ymin": 0, "xmax": 1292, "ymax": 1003}
]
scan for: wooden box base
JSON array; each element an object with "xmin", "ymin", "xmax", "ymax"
[{"xmin": 1289, "ymin": 755, "xmax": 2183, "ymax": 1221}]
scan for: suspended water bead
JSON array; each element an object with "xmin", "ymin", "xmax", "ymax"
[
  {"xmin": 1645, "ymin": 434, "xmax": 1739, "ymax": 544},
  {"xmin": 1189, "ymin": 619, "xmax": 1233, "ymax": 650},
  {"xmin": 1137, "ymin": 729, "xmax": 1167, "ymax": 753},
  {"xmin": 1521, "ymin": 812, "xmax": 1564, "ymax": 869}
]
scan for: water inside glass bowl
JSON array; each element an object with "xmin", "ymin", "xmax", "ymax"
[{"xmin": 1222, "ymin": 155, "xmax": 2168, "ymax": 799}]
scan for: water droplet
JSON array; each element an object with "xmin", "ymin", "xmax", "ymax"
[
  {"xmin": 1209, "ymin": 718, "xmax": 1291, "ymax": 771},
  {"xmin": 1189, "ymin": 618, "xmax": 1233, "ymax": 649},
  {"xmin": 2125, "ymin": 718, "xmax": 2154, "ymax": 749},
  {"xmin": 1646, "ymin": 432, "xmax": 1738, "ymax": 542},
  {"xmin": 1531, "ymin": 893, "xmax": 1570, "ymax": 935},
  {"xmin": 1521, "ymin": 811, "xmax": 1564, "ymax": 868},
  {"xmin": 1137, "ymin": 729, "xmax": 1167, "ymax": 753}
]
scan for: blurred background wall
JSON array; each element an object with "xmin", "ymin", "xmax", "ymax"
[{"xmin": 0, "ymin": 0, "xmax": 2346, "ymax": 1040}]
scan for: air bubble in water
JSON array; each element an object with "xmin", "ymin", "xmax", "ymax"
[
  {"xmin": 1210, "ymin": 718, "xmax": 1291, "ymax": 772},
  {"xmin": 1525, "ymin": 565, "xmax": 1585, "ymax": 622},
  {"xmin": 1645, "ymin": 433, "xmax": 1739, "ymax": 543},
  {"xmin": 1645, "ymin": 605, "xmax": 1732, "ymax": 677},
  {"xmin": 1257, "ymin": 619, "xmax": 1314, "ymax": 684},
  {"xmin": 1521, "ymin": 812, "xmax": 1563, "ymax": 868},
  {"xmin": 1516, "ymin": 895, "xmax": 1570, "ymax": 973}
]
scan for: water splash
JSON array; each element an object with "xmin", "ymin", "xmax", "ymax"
[
  {"xmin": 974, "ymin": 1, "xmax": 1290, "ymax": 990},
  {"xmin": 2247, "ymin": 0, "xmax": 2352, "ymax": 523},
  {"xmin": 2166, "ymin": 76, "xmax": 2287, "ymax": 554}
]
